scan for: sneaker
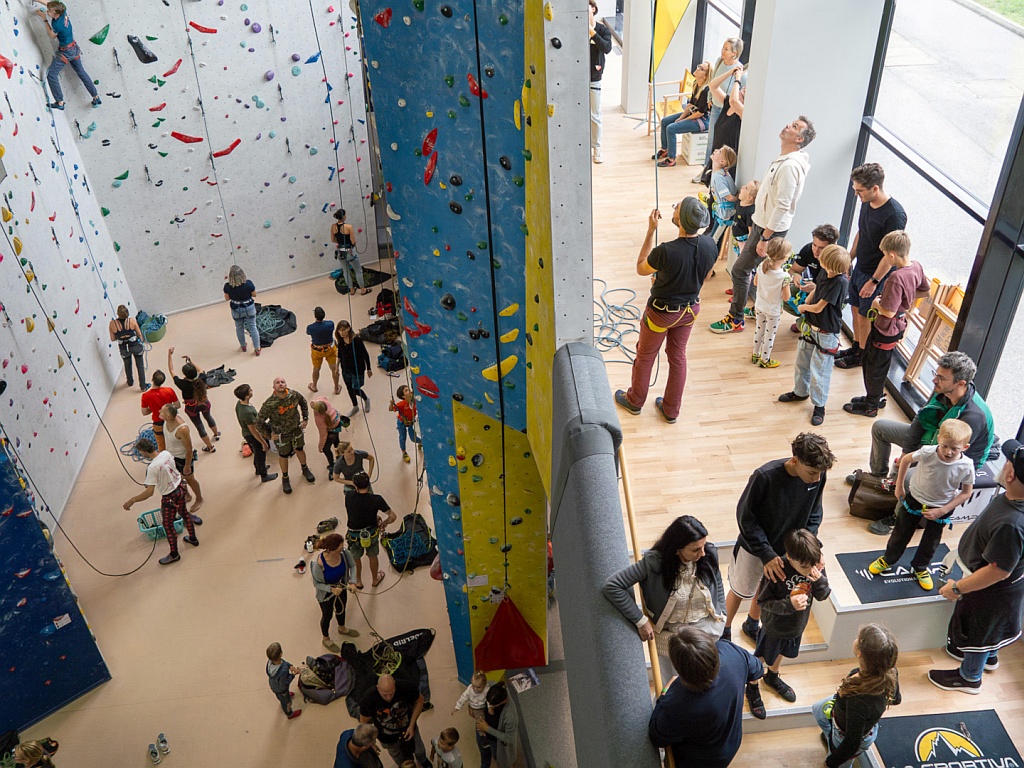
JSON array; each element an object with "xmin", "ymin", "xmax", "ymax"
[
  {"xmin": 91, "ymin": 96, "xmax": 102, "ymax": 107},
  {"xmin": 945, "ymin": 646, "xmax": 1000, "ymax": 671},
  {"xmin": 158, "ymin": 552, "xmax": 181, "ymax": 565},
  {"xmin": 362, "ymin": 397, "xmax": 371, "ymax": 413},
  {"xmin": 48, "ymin": 101, "xmax": 65, "ymax": 111},
  {"xmin": 834, "ymin": 347, "xmax": 857, "ymax": 359},
  {"xmin": 614, "ymin": 389, "xmax": 641, "ymax": 415},
  {"xmin": 778, "ymin": 391, "xmax": 809, "ymax": 403},
  {"xmin": 302, "ymin": 466, "xmax": 316, "ymax": 483},
  {"xmin": 156, "ymin": 734, "xmax": 170, "ymax": 755},
  {"xmin": 758, "ymin": 358, "xmax": 780, "ymax": 369},
  {"xmin": 745, "ymin": 684, "xmax": 767, "ymax": 719},
  {"xmin": 751, "ymin": 354, "xmax": 760, "ymax": 364},
  {"xmin": 140, "ymin": 383, "xmax": 152, "ymax": 392},
  {"xmin": 721, "ymin": 626, "xmax": 732, "ymax": 642},
  {"xmin": 287, "ymin": 709, "xmax": 303, "ymax": 719},
  {"xmin": 764, "ymin": 672, "xmax": 797, "ymax": 703},
  {"xmin": 182, "ymin": 536, "xmax": 199, "ymax": 547},
  {"xmin": 850, "ymin": 394, "xmax": 887, "ymax": 409},
  {"xmin": 403, "ymin": 452, "xmax": 411, "ymax": 463},
  {"xmin": 347, "ymin": 406, "xmax": 359, "ymax": 418},
  {"xmin": 835, "ymin": 352, "xmax": 862, "ymax": 370},
  {"xmin": 790, "ymin": 322, "xmax": 800, "ymax": 333},
  {"xmin": 868, "ymin": 556, "xmax": 890, "ymax": 575},
  {"xmin": 927, "ymin": 668, "xmax": 981, "ymax": 694},
  {"xmin": 328, "ymin": 468, "xmax": 335, "ymax": 482},
  {"xmin": 691, "ymin": 174, "xmax": 703, "ymax": 184},
  {"xmin": 843, "ymin": 400, "xmax": 878, "ymax": 417},
  {"xmin": 282, "ymin": 476, "xmax": 292, "ymax": 494},
  {"xmin": 741, "ymin": 618, "xmax": 760, "ymax": 642},
  {"xmin": 709, "ymin": 314, "xmax": 744, "ymax": 334},
  {"xmin": 241, "ymin": 345, "xmax": 247, "ymax": 352},
  {"xmin": 914, "ymin": 568, "xmax": 934, "ymax": 590},
  {"xmin": 654, "ymin": 397, "xmax": 676, "ymax": 424},
  {"xmin": 743, "ymin": 307, "xmax": 755, "ymax": 318},
  {"xmin": 811, "ymin": 406, "xmax": 825, "ymax": 426},
  {"xmin": 261, "ymin": 472, "xmax": 279, "ymax": 483},
  {"xmin": 148, "ymin": 744, "xmax": 162, "ymax": 764},
  {"xmin": 189, "ymin": 513, "xmax": 203, "ymax": 526},
  {"xmin": 593, "ymin": 149, "xmax": 603, "ymax": 164},
  {"xmin": 868, "ymin": 515, "xmax": 896, "ymax": 536},
  {"xmin": 294, "ymin": 560, "xmax": 306, "ymax": 574},
  {"xmin": 322, "ymin": 638, "xmax": 341, "ymax": 653},
  {"xmin": 255, "ymin": 348, "xmax": 261, "ymax": 356},
  {"xmin": 422, "ymin": 701, "xmax": 434, "ymax": 711}
]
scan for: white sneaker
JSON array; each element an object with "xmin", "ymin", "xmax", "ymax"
[
  {"xmin": 362, "ymin": 397, "xmax": 371, "ymax": 413},
  {"xmin": 691, "ymin": 173, "xmax": 703, "ymax": 184},
  {"xmin": 593, "ymin": 149, "xmax": 603, "ymax": 164},
  {"xmin": 346, "ymin": 406, "xmax": 359, "ymax": 418}
]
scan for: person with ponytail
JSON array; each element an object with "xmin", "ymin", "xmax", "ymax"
[
  {"xmin": 813, "ymin": 623, "xmax": 901, "ymax": 768},
  {"xmin": 168, "ymin": 347, "xmax": 220, "ymax": 452},
  {"xmin": 603, "ymin": 515, "xmax": 725, "ymax": 684},
  {"xmin": 13, "ymin": 740, "xmax": 56, "ymax": 767},
  {"xmin": 310, "ymin": 533, "xmax": 359, "ymax": 653}
]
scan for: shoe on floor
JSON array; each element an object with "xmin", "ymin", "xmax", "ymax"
[
  {"xmin": 850, "ymin": 394, "xmax": 887, "ymax": 409},
  {"xmin": 159, "ymin": 552, "xmax": 181, "ymax": 565},
  {"xmin": 751, "ymin": 354, "xmax": 760, "ymax": 364},
  {"xmin": 835, "ymin": 353, "xmax": 862, "ymax": 370},
  {"xmin": 302, "ymin": 466, "xmax": 316, "ymax": 483},
  {"xmin": 778, "ymin": 391, "xmax": 809, "ymax": 403},
  {"xmin": 834, "ymin": 347, "xmax": 857, "ymax": 359},
  {"xmin": 189, "ymin": 514, "xmax": 203, "ymax": 525},
  {"xmin": 593, "ymin": 149, "xmax": 603, "ymax": 164},
  {"xmin": 614, "ymin": 389, "xmax": 641, "ymax": 415},
  {"xmin": 362, "ymin": 397, "xmax": 371, "ymax": 413},
  {"xmin": 745, "ymin": 684, "xmax": 766, "ymax": 719},
  {"xmin": 322, "ymin": 638, "xmax": 341, "ymax": 653},
  {"xmin": 927, "ymin": 668, "xmax": 981, "ymax": 694},
  {"xmin": 347, "ymin": 406, "xmax": 359, "ymax": 418},
  {"xmin": 868, "ymin": 515, "xmax": 896, "ymax": 536},
  {"xmin": 282, "ymin": 476, "xmax": 292, "ymax": 494},
  {"xmin": 140, "ymin": 383, "xmax": 151, "ymax": 392},
  {"xmin": 743, "ymin": 307, "xmax": 755, "ymax": 318},
  {"xmin": 843, "ymin": 400, "xmax": 878, "ymax": 417},
  {"xmin": 741, "ymin": 618, "xmax": 760, "ymax": 642},
  {"xmin": 255, "ymin": 348, "xmax": 262, "ymax": 356},
  {"xmin": 652, "ymin": 149, "xmax": 668, "ymax": 160},
  {"xmin": 654, "ymin": 397, "xmax": 676, "ymax": 424},
  {"xmin": 403, "ymin": 452, "xmax": 411, "ymax": 463},
  {"xmin": 914, "ymin": 568, "xmax": 934, "ymax": 590},
  {"xmin": 422, "ymin": 701, "xmax": 434, "ymax": 711},
  {"xmin": 709, "ymin": 313, "xmax": 744, "ymax": 334},
  {"xmin": 868, "ymin": 556, "xmax": 890, "ymax": 575},
  {"xmin": 725, "ymin": 288, "xmax": 733, "ymax": 296},
  {"xmin": 287, "ymin": 709, "xmax": 303, "ymax": 719},
  {"xmin": 691, "ymin": 174, "xmax": 704, "ymax": 184},
  {"xmin": 183, "ymin": 536, "xmax": 199, "ymax": 547},
  {"xmin": 764, "ymin": 672, "xmax": 797, "ymax": 703},
  {"xmin": 811, "ymin": 406, "xmax": 825, "ymax": 426},
  {"xmin": 758, "ymin": 357, "xmax": 780, "ymax": 369},
  {"xmin": 945, "ymin": 646, "xmax": 1000, "ymax": 671},
  {"xmin": 261, "ymin": 472, "xmax": 279, "ymax": 483}
]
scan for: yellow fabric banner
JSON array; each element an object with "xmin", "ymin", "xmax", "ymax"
[{"xmin": 652, "ymin": 0, "xmax": 691, "ymax": 77}]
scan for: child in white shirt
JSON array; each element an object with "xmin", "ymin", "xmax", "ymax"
[
  {"xmin": 429, "ymin": 727, "xmax": 463, "ymax": 768},
  {"xmin": 452, "ymin": 670, "xmax": 490, "ymax": 718},
  {"xmin": 751, "ymin": 238, "xmax": 792, "ymax": 369}
]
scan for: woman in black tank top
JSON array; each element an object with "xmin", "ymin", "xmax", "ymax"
[
  {"xmin": 108, "ymin": 305, "xmax": 148, "ymax": 390},
  {"xmin": 332, "ymin": 209, "xmax": 369, "ymax": 295}
]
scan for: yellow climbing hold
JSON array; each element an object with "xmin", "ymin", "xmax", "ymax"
[
  {"xmin": 439, "ymin": 181, "xmax": 447, "ymax": 190},
  {"xmin": 24, "ymin": 270, "xmax": 35, "ymax": 283},
  {"xmin": 25, "ymin": 317, "xmax": 35, "ymax": 332},
  {"xmin": 484, "ymin": 392, "xmax": 494, "ymax": 404},
  {"xmin": 481, "ymin": 354, "xmax": 518, "ymax": 381},
  {"xmin": 499, "ymin": 328, "xmax": 519, "ymax": 343},
  {"xmin": 0, "ymin": 143, "xmax": 5, "ymax": 158},
  {"xmin": 57, "ymin": 355, "xmax": 65, "ymax": 369},
  {"xmin": 543, "ymin": 2, "xmax": 553, "ymax": 20},
  {"xmin": 513, "ymin": 100, "xmax": 521, "ymax": 130},
  {"xmin": 448, "ymin": 455, "xmax": 457, "ymax": 466},
  {"xmin": 1, "ymin": 207, "xmax": 12, "ymax": 222},
  {"xmin": 547, "ymin": 103, "xmax": 555, "ymax": 117},
  {"xmin": 13, "ymin": 237, "xmax": 23, "ymax": 255},
  {"xmin": 46, "ymin": 318, "xmax": 56, "ymax": 333},
  {"xmin": 426, "ymin": 111, "xmax": 434, "ymax": 118},
  {"xmin": 411, "ymin": 365, "xmax": 421, "ymax": 374},
  {"xmin": 499, "ymin": 302, "xmax": 519, "ymax": 317},
  {"xmin": 432, "ymin": 248, "xmax": 440, "ymax": 257}
]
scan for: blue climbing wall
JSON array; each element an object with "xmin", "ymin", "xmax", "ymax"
[
  {"xmin": 0, "ymin": 451, "xmax": 110, "ymax": 732},
  {"xmin": 359, "ymin": 0, "xmax": 548, "ymax": 680}
]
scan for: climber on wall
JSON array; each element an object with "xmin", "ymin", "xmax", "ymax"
[{"xmin": 32, "ymin": 0, "xmax": 102, "ymax": 111}]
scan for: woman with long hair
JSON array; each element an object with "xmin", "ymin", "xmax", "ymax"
[
  {"xmin": 813, "ymin": 623, "xmax": 901, "ymax": 768},
  {"xmin": 167, "ymin": 347, "xmax": 219, "ymax": 452},
  {"xmin": 223, "ymin": 264, "xmax": 261, "ymax": 354},
  {"xmin": 697, "ymin": 36, "xmax": 744, "ymax": 176},
  {"xmin": 334, "ymin": 319, "xmax": 373, "ymax": 418},
  {"xmin": 603, "ymin": 514, "xmax": 726, "ymax": 684},
  {"xmin": 332, "ymin": 209, "xmax": 370, "ymax": 295},
  {"xmin": 654, "ymin": 61, "xmax": 711, "ymax": 168},
  {"xmin": 310, "ymin": 398, "xmax": 347, "ymax": 480},
  {"xmin": 310, "ymin": 533, "xmax": 359, "ymax": 652},
  {"xmin": 108, "ymin": 304, "xmax": 148, "ymax": 390},
  {"xmin": 13, "ymin": 741, "xmax": 56, "ymax": 767}
]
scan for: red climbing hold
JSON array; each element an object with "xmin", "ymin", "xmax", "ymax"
[
  {"xmin": 48, "ymin": 212, "xmax": 56, "ymax": 222},
  {"xmin": 32, "ymin": 145, "xmax": 42, "ymax": 155},
  {"xmin": 403, "ymin": 296, "xmax": 419, "ymax": 318},
  {"xmin": 424, "ymin": 151, "xmax": 437, "ymax": 186},
  {"xmin": 171, "ymin": 131, "xmax": 204, "ymax": 144},
  {"xmin": 149, "ymin": 102, "xmax": 167, "ymax": 112},
  {"xmin": 162, "ymin": 58, "xmax": 183, "ymax": 77},
  {"xmin": 30, "ymin": 191, "xmax": 35, "ymax": 211},
  {"xmin": 467, "ymin": 73, "xmax": 488, "ymax": 99},
  {"xmin": 0, "ymin": 53, "xmax": 13, "ymax": 79},
  {"xmin": 188, "ymin": 21, "xmax": 218, "ymax": 33},
  {"xmin": 415, "ymin": 320, "xmax": 432, "ymax": 335},
  {"xmin": 422, "ymin": 127, "xmax": 437, "ymax": 157},
  {"xmin": 212, "ymin": 138, "xmax": 241, "ymax": 158},
  {"xmin": 182, "ymin": 207, "xmax": 198, "ymax": 216},
  {"xmin": 415, "ymin": 375, "xmax": 440, "ymax": 399},
  {"xmin": 373, "ymin": 8, "xmax": 392, "ymax": 27}
]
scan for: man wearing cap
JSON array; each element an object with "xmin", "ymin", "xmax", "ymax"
[
  {"xmin": 615, "ymin": 197, "xmax": 717, "ymax": 424},
  {"xmin": 927, "ymin": 439, "xmax": 1024, "ymax": 695}
]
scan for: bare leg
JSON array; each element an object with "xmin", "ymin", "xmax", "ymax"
[
  {"xmin": 331, "ymin": 364, "xmax": 341, "ymax": 391},
  {"xmin": 310, "ymin": 360, "xmax": 322, "ymax": 391},
  {"xmin": 369, "ymin": 555, "xmax": 383, "ymax": 586},
  {"xmin": 295, "ymin": 449, "xmax": 308, "ymax": 466},
  {"xmin": 278, "ymin": 456, "xmax": 290, "ymax": 473},
  {"xmin": 355, "ymin": 556, "xmax": 364, "ymax": 587},
  {"xmin": 184, "ymin": 472, "xmax": 203, "ymax": 510},
  {"xmin": 725, "ymin": 589, "xmax": 744, "ymax": 628},
  {"xmin": 200, "ymin": 433, "xmax": 214, "ymax": 450},
  {"xmin": 748, "ymin": 601, "xmax": 762, "ymax": 622},
  {"xmin": 852, "ymin": 312, "xmax": 870, "ymax": 349}
]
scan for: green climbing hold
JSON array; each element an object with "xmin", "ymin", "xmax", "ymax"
[
  {"xmin": 498, "ymin": 13, "xmax": 508, "ymax": 24},
  {"xmin": 113, "ymin": 242, "xmax": 121, "ymax": 252},
  {"xmin": 413, "ymin": 0, "xmax": 425, "ymax": 9},
  {"xmin": 100, "ymin": 207, "xmax": 110, "ymax": 216},
  {"xmin": 431, "ymin": 226, "xmax": 439, "ymax": 233},
  {"xmin": 520, "ymin": 224, "xmax": 529, "ymax": 235},
  {"xmin": 158, "ymin": 152, "xmax": 168, "ymax": 157},
  {"xmin": 504, "ymin": 380, "xmax": 515, "ymax": 389},
  {"xmin": 145, "ymin": 35, "xmax": 158, "ymax": 41},
  {"xmin": 114, "ymin": 170, "xmax": 130, "ymax": 180},
  {"xmin": 456, "ymin": 311, "xmax": 468, "ymax": 321},
  {"xmin": 512, "ymin": 176, "xmax": 524, "ymax": 187},
  {"xmin": 464, "ymin": 193, "xmax": 473, "ymax": 201},
  {"xmin": 525, "ymin": 79, "xmax": 532, "ymax": 88},
  {"xmin": 489, "ymin": 537, "xmax": 499, "ymax": 544},
  {"xmin": 432, "ymin": 279, "xmax": 442, "ymax": 287},
  {"xmin": 459, "ymin": 95, "xmax": 470, "ymax": 107},
  {"xmin": 414, "ymin": 148, "xmax": 422, "ymax": 156},
  {"xmin": 447, "ymin": 110, "xmax": 457, "ymax": 119},
  {"xmin": 447, "ymin": 345, "xmax": 458, "ymax": 353},
  {"xmin": 89, "ymin": 24, "xmax": 110, "ymax": 45},
  {"xmin": 472, "ymin": 475, "xmax": 483, "ymax": 482},
  {"xmin": 491, "ymin": 259, "xmax": 501, "ymax": 269},
  {"xmin": 151, "ymin": 121, "xmax": 162, "ymax": 128},
  {"xmin": 522, "ymin": 149, "xmax": 532, "ymax": 161},
  {"xmin": 459, "ymin": 466, "xmax": 467, "ymax": 473},
  {"xmin": 444, "ymin": 74, "xmax": 454, "ymax": 87},
  {"xmin": 473, "ymin": 401, "xmax": 483, "ymax": 410},
  {"xmin": 477, "ymin": 241, "xmax": 487, "ymax": 249},
  {"xmin": 526, "ymin": 361, "xmax": 533, "ymax": 368}
]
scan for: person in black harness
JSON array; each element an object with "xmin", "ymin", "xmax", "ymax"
[
  {"xmin": 33, "ymin": 0, "xmax": 101, "ymax": 110},
  {"xmin": 108, "ymin": 305, "xmax": 148, "ymax": 391},
  {"xmin": 332, "ymin": 210, "xmax": 369, "ymax": 295},
  {"xmin": 615, "ymin": 197, "xmax": 717, "ymax": 424}
]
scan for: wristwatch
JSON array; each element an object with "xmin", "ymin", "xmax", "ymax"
[
  {"xmin": 951, "ymin": 581, "xmax": 962, "ymax": 596},
  {"xmin": 868, "ymin": 277, "xmax": 879, "ymax": 284}
]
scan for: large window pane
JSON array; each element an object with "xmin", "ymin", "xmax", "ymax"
[
  {"xmin": 703, "ymin": 3, "xmax": 740, "ymax": 62},
  {"xmin": 986, "ymin": 278, "xmax": 1024, "ymax": 441},
  {"xmin": 875, "ymin": 0, "xmax": 1023, "ymax": 203}
]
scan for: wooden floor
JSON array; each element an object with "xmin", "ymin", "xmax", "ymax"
[{"xmin": 591, "ymin": 102, "xmax": 1024, "ymax": 762}]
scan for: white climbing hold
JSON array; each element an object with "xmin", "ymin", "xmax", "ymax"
[{"xmin": 386, "ymin": 204, "xmax": 401, "ymax": 220}]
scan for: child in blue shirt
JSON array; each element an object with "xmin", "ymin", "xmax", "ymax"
[
  {"xmin": 266, "ymin": 642, "xmax": 303, "ymax": 720},
  {"xmin": 33, "ymin": 0, "xmax": 101, "ymax": 110},
  {"xmin": 709, "ymin": 146, "xmax": 739, "ymax": 243}
]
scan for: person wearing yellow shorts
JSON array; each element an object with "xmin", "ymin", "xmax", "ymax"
[{"xmin": 306, "ymin": 306, "xmax": 341, "ymax": 395}]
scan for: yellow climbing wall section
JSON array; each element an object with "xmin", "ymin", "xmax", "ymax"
[
  {"xmin": 453, "ymin": 402, "xmax": 548, "ymax": 658},
  {"xmin": 523, "ymin": 0, "xmax": 556, "ymax": 496}
]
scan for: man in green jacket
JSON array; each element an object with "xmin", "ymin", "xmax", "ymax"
[{"xmin": 258, "ymin": 376, "xmax": 315, "ymax": 494}]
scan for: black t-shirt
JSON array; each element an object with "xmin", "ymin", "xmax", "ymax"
[
  {"xmin": 792, "ymin": 242, "xmax": 821, "ymax": 283},
  {"xmin": 804, "ymin": 272, "xmax": 848, "ymax": 334},
  {"xmin": 346, "ymin": 491, "xmax": 389, "ymax": 530},
  {"xmin": 711, "ymin": 94, "xmax": 741, "ymax": 152},
  {"xmin": 689, "ymin": 85, "xmax": 709, "ymax": 116},
  {"xmin": 360, "ymin": 684, "xmax": 419, "ymax": 743},
  {"xmin": 647, "ymin": 235, "xmax": 717, "ymax": 305},
  {"xmin": 732, "ymin": 204, "xmax": 755, "ymax": 239},
  {"xmin": 174, "ymin": 375, "xmax": 197, "ymax": 401},
  {"xmin": 224, "ymin": 280, "xmax": 256, "ymax": 303},
  {"xmin": 828, "ymin": 670, "xmax": 901, "ymax": 768},
  {"xmin": 853, "ymin": 198, "xmax": 907, "ymax": 275},
  {"xmin": 959, "ymin": 494, "xmax": 1024, "ymax": 587}
]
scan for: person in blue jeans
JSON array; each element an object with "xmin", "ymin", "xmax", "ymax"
[
  {"xmin": 813, "ymin": 624, "xmax": 900, "ymax": 768},
  {"xmin": 33, "ymin": 0, "xmax": 101, "ymax": 110},
  {"xmin": 223, "ymin": 265, "xmax": 262, "ymax": 354},
  {"xmin": 389, "ymin": 385, "xmax": 421, "ymax": 463},
  {"xmin": 332, "ymin": 209, "xmax": 369, "ymax": 295},
  {"xmin": 654, "ymin": 62, "xmax": 710, "ymax": 168}
]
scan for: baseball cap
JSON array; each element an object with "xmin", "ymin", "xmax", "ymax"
[
  {"xmin": 677, "ymin": 197, "xmax": 711, "ymax": 234},
  {"xmin": 1003, "ymin": 439, "xmax": 1024, "ymax": 478}
]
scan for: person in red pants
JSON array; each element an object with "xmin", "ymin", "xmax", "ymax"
[
  {"xmin": 615, "ymin": 197, "xmax": 717, "ymax": 424},
  {"xmin": 123, "ymin": 438, "xmax": 198, "ymax": 565}
]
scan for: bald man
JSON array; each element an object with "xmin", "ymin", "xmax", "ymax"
[
  {"xmin": 359, "ymin": 674, "xmax": 428, "ymax": 767},
  {"xmin": 257, "ymin": 376, "xmax": 314, "ymax": 494}
]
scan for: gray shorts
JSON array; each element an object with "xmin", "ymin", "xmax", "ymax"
[{"xmin": 728, "ymin": 546, "xmax": 765, "ymax": 599}]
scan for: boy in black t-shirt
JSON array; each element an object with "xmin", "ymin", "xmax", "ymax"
[
  {"xmin": 345, "ymin": 473, "xmax": 396, "ymax": 589},
  {"xmin": 778, "ymin": 245, "xmax": 851, "ymax": 426},
  {"xmin": 786, "ymin": 224, "xmax": 840, "ymax": 330}
]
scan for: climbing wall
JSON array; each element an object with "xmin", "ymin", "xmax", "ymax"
[
  {"xmin": 1, "ymin": 15, "xmax": 137, "ymax": 521},
  {"xmin": 35, "ymin": 0, "xmax": 376, "ymax": 313},
  {"xmin": 0, "ymin": 451, "xmax": 111, "ymax": 733},
  {"xmin": 358, "ymin": 0, "xmax": 548, "ymax": 679}
]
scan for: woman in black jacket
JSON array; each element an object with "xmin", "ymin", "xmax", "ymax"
[
  {"xmin": 603, "ymin": 515, "xmax": 725, "ymax": 684},
  {"xmin": 334, "ymin": 319, "xmax": 373, "ymax": 418}
]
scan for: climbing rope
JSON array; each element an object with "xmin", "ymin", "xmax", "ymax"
[{"xmin": 120, "ymin": 423, "xmax": 158, "ymax": 462}]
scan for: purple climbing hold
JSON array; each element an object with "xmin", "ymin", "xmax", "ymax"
[
  {"xmin": 291, "ymin": 53, "xmax": 301, "ymax": 62},
  {"xmin": 265, "ymin": 70, "xmax": 274, "ymax": 80},
  {"xmin": 244, "ymin": 17, "xmax": 250, "ymax": 24},
  {"xmin": 251, "ymin": 22, "xmax": 261, "ymax": 32}
]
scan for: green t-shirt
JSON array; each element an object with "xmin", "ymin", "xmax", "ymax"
[{"xmin": 236, "ymin": 401, "xmax": 258, "ymax": 437}]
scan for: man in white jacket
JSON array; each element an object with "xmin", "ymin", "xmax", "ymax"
[{"xmin": 711, "ymin": 117, "xmax": 815, "ymax": 334}]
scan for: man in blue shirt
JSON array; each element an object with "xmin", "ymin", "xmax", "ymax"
[
  {"xmin": 334, "ymin": 724, "xmax": 384, "ymax": 768},
  {"xmin": 33, "ymin": 0, "xmax": 101, "ymax": 110},
  {"xmin": 306, "ymin": 306, "xmax": 341, "ymax": 395}
]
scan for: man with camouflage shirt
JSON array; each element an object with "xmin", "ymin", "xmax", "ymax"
[{"xmin": 258, "ymin": 376, "xmax": 315, "ymax": 494}]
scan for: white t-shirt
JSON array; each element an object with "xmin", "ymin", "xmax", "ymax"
[
  {"xmin": 908, "ymin": 445, "xmax": 975, "ymax": 507},
  {"xmin": 753, "ymin": 266, "xmax": 789, "ymax": 317},
  {"xmin": 430, "ymin": 739, "xmax": 463, "ymax": 768},
  {"xmin": 145, "ymin": 451, "xmax": 182, "ymax": 497}
]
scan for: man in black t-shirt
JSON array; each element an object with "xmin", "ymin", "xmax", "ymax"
[
  {"xmin": 615, "ymin": 197, "xmax": 717, "ymax": 425},
  {"xmin": 787, "ymin": 224, "xmax": 839, "ymax": 333},
  {"xmin": 359, "ymin": 674, "xmax": 429, "ymax": 767},
  {"xmin": 837, "ymin": 163, "xmax": 907, "ymax": 370},
  {"xmin": 345, "ymin": 473, "xmax": 396, "ymax": 589}
]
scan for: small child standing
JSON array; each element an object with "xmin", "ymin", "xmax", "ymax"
[
  {"xmin": 453, "ymin": 671, "xmax": 490, "ymax": 767},
  {"xmin": 868, "ymin": 419, "xmax": 974, "ymax": 591},
  {"xmin": 778, "ymin": 244, "xmax": 851, "ymax": 426},
  {"xmin": 746, "ymin": 529, "xmax": 830, "ymax": 718},
  {"xmin": 389, "ymin": 385, "xmax": 421, "ymax": 463},
  {"xmin": 429, "ymin": 727, "xmax": 463, "ymax": 768},
  {"xmin": 844, "ymin": 231, "xmax": 929, "ymax": 417},
  {"xmin": 266, "ymin": 642, "xmax": 302, "ymax": 720},
  {"xmin": 751, "ymin": 238, "xmax": 792, "ymax": 369},
  {"xmin": 709, "ymin": 146, "xmax": 739, "ymax": 243}
]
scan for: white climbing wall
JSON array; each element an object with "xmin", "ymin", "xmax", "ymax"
[
  {"xmin": 1, "ymin": 13, "xmax": 136, "ymax": 521},
  {"xmin": 48, "ymin": 0, "xmax": 377, "ymax": 313}
]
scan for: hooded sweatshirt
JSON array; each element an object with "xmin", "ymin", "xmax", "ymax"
[{"xmin": 752, "ymin": 150, "xmax": 811, "ymax": 234}]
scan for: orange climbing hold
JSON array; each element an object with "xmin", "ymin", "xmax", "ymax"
[
  {"xmin": 212, "ymin": 138, "xmax": 241, "ymax": 157},
  {"xmin": 171, "ymin": 131, "xmax": 204, "ymax": 143}
]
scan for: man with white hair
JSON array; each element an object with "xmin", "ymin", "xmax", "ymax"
[{"xmin": 334, "ymin": 723, "xmax": 385, "ymax": 768}]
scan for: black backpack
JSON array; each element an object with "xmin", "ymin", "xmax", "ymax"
[{"xmin": 374, "ymin": 288, "xmax": 396, "ymax": 318}]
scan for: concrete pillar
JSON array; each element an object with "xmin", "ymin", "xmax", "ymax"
[
  {"xmin": 738, "ymin": 0, "xmax": 887, "ymax": 239},
  {"xmin": 620, "ymin": 0, "xmax": 699, "ymax": 116}
]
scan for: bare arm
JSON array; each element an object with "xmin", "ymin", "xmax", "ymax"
[
  {"xmin": 247, "ymin": 422, "xmax": 269, "ymax": 447},
  {"xmin": 166, "ymin": 348, "xmax": 176, "ymax": 377},
  {"xmin": 179, "ymin": 427, "xmax": 195, "ymax": 473},
  {"xmin": 109, "ymin": 320, "xmax": 118, "ymax": 342},
  {"xmin": 366, "ymin": 454, "xmax": 376, "ymax": 477},
  {"xmin": 709, "ymin": 64, "xmax": 741, "ymax": 102},
  {"xmin": 379, "ymin": 506, "xmax": 397, "ymax": 529},
  {"xmin": 941, "ymin": 562, "xmax": 1011, "ymax": 602},
  {"xmin": 123, "ymin": 485, "xmax": 156, "ymax": 509},
  {"xmin": 727, "ymin": 80, "xmax": 744, "ymax": 118},
  {"xmin": 636, "ymin": 210, "xmax": 660, "ymax": 276},
  {"xmin": 924, "ymin": 485, "xmax": 974, "ymax": 520}
]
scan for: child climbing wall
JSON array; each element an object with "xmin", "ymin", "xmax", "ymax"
[{"xmin": 44, "ymin": 0, "xmax": 377, "ymax": 312}]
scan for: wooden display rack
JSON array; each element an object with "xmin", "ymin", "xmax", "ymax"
[{"xmin": 900, "ymin": 279, "xmax": 965, "ymax": 397}]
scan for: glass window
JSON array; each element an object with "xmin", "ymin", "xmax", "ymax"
[
  {"xmin": 874, "ymin": 0, "xmax": 1024, "ymax": 204},
  {"xmin": 985, "ymin": 279, "xmax": 1024, "ymax": 441},
  {"xmin": 703, "ymin": 1, "xmax": 740, "ymax": 61}
]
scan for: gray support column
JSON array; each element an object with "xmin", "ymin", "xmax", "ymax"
[
  {"xmin": 737, "ymin": 0, "xmax": 887, "ymax": 239},
  {"xmin": 620, "ymin": 0, "xmax": 653, "ymax": 114}
]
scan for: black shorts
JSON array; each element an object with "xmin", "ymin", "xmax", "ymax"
[
  {"xmin": 754, "ymin": 629, "xmax": 801, "ymax": 666},
  {"xmin": 848, "ymin": 269, "xmax": 886, "ymax": 316}
]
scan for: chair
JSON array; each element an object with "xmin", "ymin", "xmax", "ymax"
[
  {"xmin": 646, "ymin": 70, "xmax": 695, "ymax": 136},
  {"xmin": 902, "ymin": 282, "xmax": 965, "ymax": 396}
]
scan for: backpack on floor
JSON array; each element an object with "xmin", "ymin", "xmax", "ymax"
[
  {"xmin": 382, "ymin": 513, "xmax": 438, "ymax": 572},
  {"xmin": 298, "ymin": 653, "xmax": 353, "ymax": 705},
  {"xmin": 848, "ymin": 470, "xmax": 898, "ymax": 521},
  {"xmin": 377, "ymin": 342, "xmax": 406, "ymax": 372},
  {"xmin": 374, "ymin": 288, "xmax": 396, "ymax": 318},
  {"xmin": 360, "ymin": 318, "xmax": 401, "ymax": 345}
]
